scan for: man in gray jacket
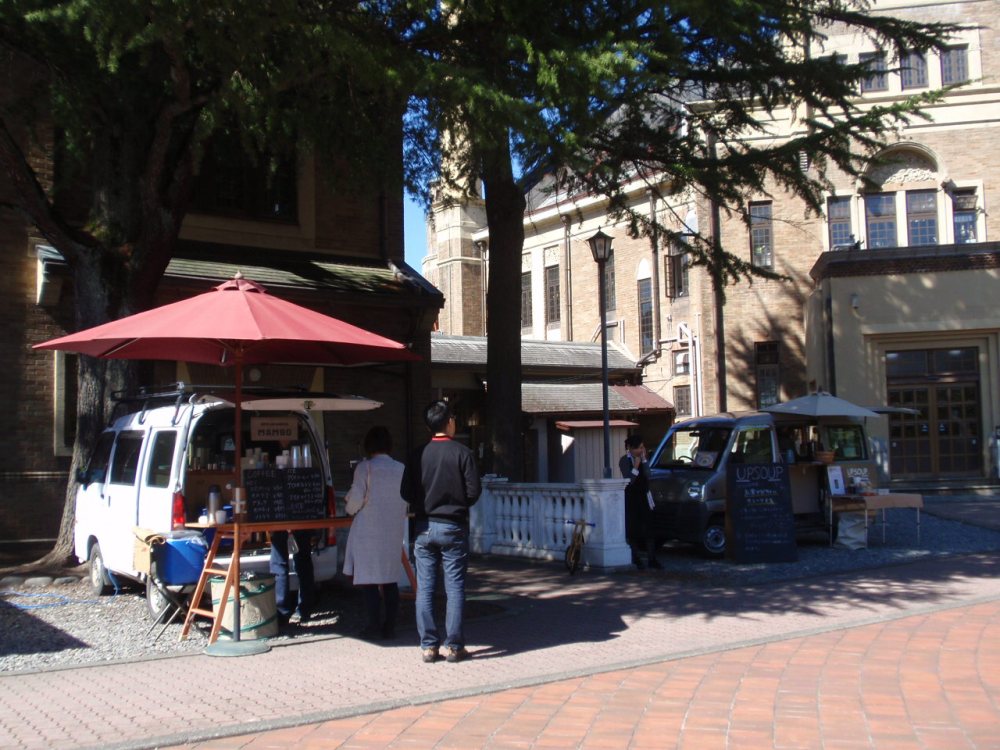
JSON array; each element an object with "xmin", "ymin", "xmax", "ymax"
[{"xmin": 401, "ymin": 400, "xmax": 481, "ymax": 663}]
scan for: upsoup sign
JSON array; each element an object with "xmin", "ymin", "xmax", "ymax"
[{"xmin": 725, "ymin": 462, "xmax": 797, "ymax": 563}]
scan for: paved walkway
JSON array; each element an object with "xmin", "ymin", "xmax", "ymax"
[{"xmin": 1, "ymin": 497, "xmax": 998, "ymax": 750}]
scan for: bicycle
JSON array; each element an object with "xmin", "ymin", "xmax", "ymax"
[{"xmin": 564, "ymin": 519, "xmax": 595, "ymax": 574}]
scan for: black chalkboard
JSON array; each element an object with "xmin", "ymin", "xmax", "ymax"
[
  {"xmin": 725, "ymin": 462, "xmax": 797, "ymax": 563},
  {"xmin": 245, "ymin": 467, "xmax": 325, "ymax": 522},
  {"xmin": 284, "ymin": 468, "xmax": 325, "ymax": 520}
]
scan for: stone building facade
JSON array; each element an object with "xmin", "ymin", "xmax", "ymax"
[{"xmin": 423, "ymin": 0, "xmax": 1000, "ymax": 486}]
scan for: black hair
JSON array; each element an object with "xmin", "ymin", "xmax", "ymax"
[
  {"xmin": 424, "ymin": 399, "xmax": 452, "ymax": 433},
  {"xmin": 363, "ymin": 425, "xmax": 393, "ymax": 455},
  {"xmin": 625, "ymin": 434, "xmax": 644, "ymax": 450}
]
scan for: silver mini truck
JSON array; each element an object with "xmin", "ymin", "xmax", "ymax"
[{"xmin": 648, "ymin": 411, "xmax": 879, "ymax": 556}]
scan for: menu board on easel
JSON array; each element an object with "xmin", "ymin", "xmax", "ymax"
[
  {"xmin": 245, "ymin": 467, "xmax": 325, "ymax": 522},
  {"xmin": 725, "ymin": 462, "xmax": 798, "ymax": 563}
]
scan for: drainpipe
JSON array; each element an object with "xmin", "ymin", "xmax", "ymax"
[
  {"xmin": 825, "ymin": 288, "xmax": 837, "ymax": 395},
  {"xmin": 561, "ymin": 215, "xmax": 573, "ymax": 340},
  {"xmin": 694, "ymin": 315, "xmax": 704, "ymax": 417},
  {"xmin": 648, "ymin": 189, "xmax": 662, "ymax": 354}
]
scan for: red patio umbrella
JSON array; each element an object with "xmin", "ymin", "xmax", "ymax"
[{"xmin": 35, "ymin": 272, "xmax": 419, "ymax": 650}]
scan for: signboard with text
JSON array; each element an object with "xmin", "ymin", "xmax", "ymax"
[{"xmin": 725, "ymin": 462, "xmax": 797, "ymax": 564}]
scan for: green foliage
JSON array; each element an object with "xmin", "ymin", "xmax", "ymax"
[
  {"xmin": 545, "ymin": 0, "xmax": 961, "ymax": 284},
  {"xmin": 0, "ymin": 0, "xmax": 415, "ymax": 265}
]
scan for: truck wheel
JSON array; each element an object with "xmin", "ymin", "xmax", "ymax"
[
  {"xmin": 146, "ymin": 576, "xmax": 175, "ymax": 623},
  {"xmin": 701, "ymin": 521, "xmax": 726, "ymax": 557},
  {"xmin": 88, "ymin": 543, "xmax": 112, "ymax": 596}
]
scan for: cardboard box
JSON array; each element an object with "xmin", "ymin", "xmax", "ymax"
[{"xmin": 132, "ymin": 527, "xmax": 163, "ymax": 575}]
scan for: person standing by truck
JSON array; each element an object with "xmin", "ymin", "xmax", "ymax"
[
  {"xmin": 401, "ymin": 400, "xmax": 481, "ymax": 664},
  {"xmin": 619, "ymin": 435, "xmax": 661, "ymax": 570}
]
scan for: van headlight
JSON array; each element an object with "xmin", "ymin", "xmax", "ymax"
[{"xmin": 687, "ymin": 482, "xmax": 703, "ymax": 500}]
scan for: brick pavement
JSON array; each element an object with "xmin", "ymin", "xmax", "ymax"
[
  {"xmin": 0, "ymin": 555, "xmax": 1000, "ymax": 748},
  {"xmin": 2, "ymin": 545, "xmax": 1000, "ymax": 750},
  {"xmin": 173, "ymin": 599, "xmax": 1000, "ymax": 749}
]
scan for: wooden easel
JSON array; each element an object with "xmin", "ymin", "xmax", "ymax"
[{"xmin": 180, "ymin": 525, "xmax": 241, "ymax": 643}]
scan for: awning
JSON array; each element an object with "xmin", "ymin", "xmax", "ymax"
[
  {"xmin": 522, "ymin": 382, "xmax": 673, "ymax": 415},
  {"xmin": 556, "ymin": 419, "xmax": 638, "ymax": 431}
]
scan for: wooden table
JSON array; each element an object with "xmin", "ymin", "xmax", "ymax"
[
  {"xmin": 828, "ymin": 493, "xmax": 923, "ymax": 547},
  {"xmin": 181, "ymin": 517, "xmax": 353, "ymax": 644}
]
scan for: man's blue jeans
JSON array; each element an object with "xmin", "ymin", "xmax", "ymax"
[
  {"xmin": 414, "ymin": 519, "xmax": 469, "ymax": 650},
  {"xmin": 269, "ymin": 530, "xmax": 315, "ymax": 620}
]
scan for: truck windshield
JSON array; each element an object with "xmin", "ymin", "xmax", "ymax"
[{"xmin": 652, "ymin": 425, "xmax": 732, "ymax": 470}]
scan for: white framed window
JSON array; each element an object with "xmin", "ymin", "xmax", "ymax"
[
  {"xmin": 952, "ymin": 190, "xmax": 978, "ymax": 244},
  {"xmin": 865, "ymin": 193, "xmax": 897, "ymax": 249},
  {"xmin": 520, "ymin": 271, "xmax": 532, "ymax": 330},
  {"xmin": 674, "ymin": 385, "xmax": 692, "ymax": 416},
  {"xmin": 755, "ymin": 342, "xmax": 780, "ymax": 409},
  {"xmin": 827, "ymin": 196, "xmax": 853, "ymax": 250},
  {"xmin": 638, "ymin": 278, "xmax": 653, "ymax": 354},
  {"xmin": 544, "ymin": 264, "xmax": 560, "ymax": 327},
  {"xmin": 900, "ymin": 51, "xmax": 928, "ymax": 90},
  {"xmin": 674, "ymin": 349, "xmax": 691, "ymax": 376},
  {"xmin": 860, "ymin": 51, "xmax": 888, "ymax": 92},
  {"xmin": 906, "ymin": 190, "xmax": 937, "ymax": 246},
  {"xmin": 940, "ymin": 46, "xmax": 969, "ymax": 85},
  {"xmin": 749, "ymin": 202, "xmax": 774, "ymax": 269}
]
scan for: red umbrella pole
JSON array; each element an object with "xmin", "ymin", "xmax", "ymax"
[{"xmin": 231, "ymin": 351, "xmax": 244, "ymax": 642}]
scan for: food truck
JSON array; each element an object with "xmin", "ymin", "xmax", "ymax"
[
  {"xmin": 647, "ymin": 410, "xmax": 881, "ymax": 556},
  {"xmin": 74, "ymin": 384, "xmax": 377, "ymax": 618}
]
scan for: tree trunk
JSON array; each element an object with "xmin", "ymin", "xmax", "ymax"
[
  {"xmin": 36, "ymin": 252, "xmax": 147, "ymax": 569},
  {"xmin": 482, "ymin": 142, "xmax": 526, "ymax": 481}
]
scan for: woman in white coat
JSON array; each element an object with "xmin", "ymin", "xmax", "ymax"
[{"xmin": 344, "ymin": 425, "xmax": 408, "ymax": 640}]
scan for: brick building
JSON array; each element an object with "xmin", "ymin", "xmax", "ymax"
[
  {"xmin": 2, "ymin": 115, "xmax": 441, "ymax": 547},
  {"xmin": 422, "ymin": 0, "xmax": 1000, "ymax": 487}
]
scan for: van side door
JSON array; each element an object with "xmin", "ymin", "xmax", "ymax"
[
  {"xmin": 73, "ymin": 431, "xmax": 116, "ymax": 564},
  {"xmin": 137, "ymin": 429, "xmax": 180, "ymax": 532},
  {"xmin": 101, "ymin": 430, "xmax": 146, "ymax": 575}
]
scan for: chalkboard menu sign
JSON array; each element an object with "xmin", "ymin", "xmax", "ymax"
[
  {"xmin": 725, "ymin": 462, "xmax": 797, "ymax": 564},
  {"xmin": 245, "ymin": 467, "xmax": 326, "ymax": 522}
]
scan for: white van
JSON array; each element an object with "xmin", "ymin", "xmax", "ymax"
[{"xmin": 74, "ymin": 384, "xmax": 376, "ymax": 613}]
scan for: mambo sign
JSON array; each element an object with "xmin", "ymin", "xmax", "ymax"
[
  {"xmin": 725, "ymin": 462, "xmax": 797, "ymax": 563},
  {"xmin": 251, "ymin": 416, "xmax": 298, "ymax": 442}
]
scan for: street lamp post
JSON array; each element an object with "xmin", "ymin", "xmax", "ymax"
[{"xmin": 588, "ymin": 228, "xmax": 614, "ymax": 479}]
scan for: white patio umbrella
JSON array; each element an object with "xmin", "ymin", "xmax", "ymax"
[{"xmin": 762, "ymin": 392, "xmax": 881, "ymax": 419}]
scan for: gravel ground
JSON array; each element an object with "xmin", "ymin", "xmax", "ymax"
[{"xmin": 3, "ymin": 507, "xmax": 999, "ymax": 675}]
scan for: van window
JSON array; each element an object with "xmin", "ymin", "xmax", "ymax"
[
  {"xmin": 825, "ymin": 425, "xmax": 867, "ymax": 461},
  {"xmin": 145, "ymin": 431, "xmax": 177, "ymax": 488},
  {"xmin": 109, "ymin": 431, "xmax": 144, "ymax": 485},
  {"xmin": 731, "ymin": 428, "xmax": 774, "ymax": 464},
  {"xmin": 83, "ymin": 431, "xmax": 115, "ymax": 485},
  {"xmin": 653, "ymin": 425, "xmax": 732, "ymax": 470}
]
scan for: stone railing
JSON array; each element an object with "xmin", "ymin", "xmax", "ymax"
[{"xmin": 469, "ymin": 477, "xmax": 632, "ymax": 570}]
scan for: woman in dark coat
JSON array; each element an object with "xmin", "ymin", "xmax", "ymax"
[{"xmin": 619, "ymin": 434, "xmax": 661, "ymax": 569}]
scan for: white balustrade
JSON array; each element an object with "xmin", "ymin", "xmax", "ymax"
[{"xmin": 469, "ymin": 477, "xmax": 632, "ymax": 569}]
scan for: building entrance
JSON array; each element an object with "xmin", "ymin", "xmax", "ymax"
[{"xmin": 887, "ymin": 347, "xmax": 982, "ymax": 479}]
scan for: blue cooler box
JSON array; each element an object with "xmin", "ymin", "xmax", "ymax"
[{"xmin": 154, "ymin": 532, "xmax": 208, "ymax": 585}]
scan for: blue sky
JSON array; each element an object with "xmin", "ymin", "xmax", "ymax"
[{"xmin": 403, "ymin": 196, "xmax": 428, "ymax": 269}]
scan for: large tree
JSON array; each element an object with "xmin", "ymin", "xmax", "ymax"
[
  {"xmin": 402, "ymin": 0, "xmax": 956, "ymax": 477},
  {"xmin": 403, "ymin": 2, "xmax": 645, "ymax": 480},
  {"xmin": 0, "ymin": 0, "xmax": 410, "ymax": 565}
]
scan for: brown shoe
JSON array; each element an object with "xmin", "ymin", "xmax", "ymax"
[
  {"xmin": 421, "ymin": 647, "xmax": 440, "ymax": 663},
  {"xmin": 445, "ymin": 646, "xmax": 469, "ymax": 663}
]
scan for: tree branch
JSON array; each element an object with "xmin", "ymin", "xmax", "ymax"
[{"xmin": 0, "ymin": 116, "xmax": 94, "ymax": 262}]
